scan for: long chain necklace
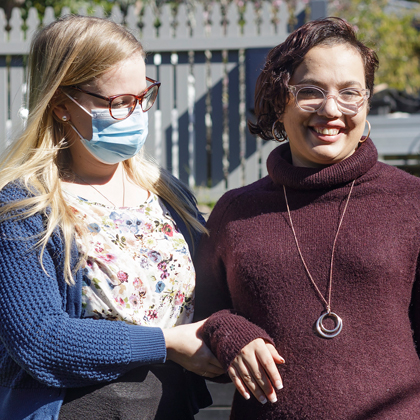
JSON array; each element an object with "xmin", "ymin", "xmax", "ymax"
[
  {"xmin": 283, "ymin": 179, "xmax": 356, "ymax": 339},
  {"xmin": 72, "ymin": 169, "xmax": 126, "ymax": 208}
]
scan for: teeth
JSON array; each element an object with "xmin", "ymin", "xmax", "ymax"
[{"xmin": 314, "ymin": 127, "xmax": 340, "ymax": 135}]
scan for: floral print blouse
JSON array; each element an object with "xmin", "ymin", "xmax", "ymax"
[{"xmin": 65, "ymin": 191, "xmax": 195, "ymax": 328}]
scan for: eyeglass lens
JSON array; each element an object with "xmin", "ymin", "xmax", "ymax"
[
  {"xmin": 296, "ymin": 87, "xmax": 365, "ymax": 115},
  {"xmin": 141, "ymin": 85, "xmax": 159, "ymax": 112},
  {"xmin": 110, "ymin": 85, "xmax": 159, "ymax": 119}
]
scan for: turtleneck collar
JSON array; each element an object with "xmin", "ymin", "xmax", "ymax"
[{"xmin": 266, "ymin": 138, "xmax": 378, "ymax": 190}]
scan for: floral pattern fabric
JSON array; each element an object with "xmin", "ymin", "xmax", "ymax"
[{"xmin": 65, "ymin": 191, "xmax": 195, "ymax": 328}]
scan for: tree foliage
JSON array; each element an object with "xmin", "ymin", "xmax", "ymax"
[{"xmin": 331, "ymin": 0, "xmax": 420, "ymax": 93}]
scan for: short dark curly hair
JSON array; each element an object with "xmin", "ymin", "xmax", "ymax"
[{"xmin": 248, "ymin": 17, "xmax": 379, "ymax": 141}]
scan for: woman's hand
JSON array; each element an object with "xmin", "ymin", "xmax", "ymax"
[
  {"xmin": 163, "ymin": 319, "xmax": 224, "ymax": 378},
  {"xmin": 228, "ymin": 338, "xmax": 285, "ymax": 404}
]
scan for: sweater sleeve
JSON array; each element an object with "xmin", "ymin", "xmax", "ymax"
[
  {"xmin": 194, "ymin": 191, "xmax": 273, "ymax": 371},
  {"xmin": 0, "ymin": 189, "xmax": 166, "ymax": 388}
]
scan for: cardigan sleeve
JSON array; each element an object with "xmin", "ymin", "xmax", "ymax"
[
  {"xmin": 194, "ymin": 190, "xmax": 274, "ymax": 371},
  {"xmin": 0, "ymin": 188, "xmax": 166, "ymax": 388}
]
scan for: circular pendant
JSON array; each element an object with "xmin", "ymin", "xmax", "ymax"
[{"xmin": 315, "ymin": 311, "xmax": 343, "ymax": 339}]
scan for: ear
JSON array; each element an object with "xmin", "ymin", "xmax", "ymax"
[
  {"xmin": 52, "ymin": 102, "xmax": 70, "ymax": 122},
  {"xmin": 51, "ymin": 89, "xmax": 72, "ymax": 122}
]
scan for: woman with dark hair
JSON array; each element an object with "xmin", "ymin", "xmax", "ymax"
[{"xmin": 194, "ymin": 17, "xmax": 420, "ymax": 419}]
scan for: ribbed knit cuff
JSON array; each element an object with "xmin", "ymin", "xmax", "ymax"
[
  {"xmin": 127, "ymin": 325, "xmax": 167, "ymax": 366},
  {"xmin": 203, "ymin": 310, "xmax": 274, "ymax": 371}
]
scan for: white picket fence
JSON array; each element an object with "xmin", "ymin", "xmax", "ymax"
[
  {"xmin": 0, "ymin": 0, "xmax": 330, "ymax": 201},
  {"xmin": 2, "ymin": 1, "xmax": 420, "ymax": 202}
]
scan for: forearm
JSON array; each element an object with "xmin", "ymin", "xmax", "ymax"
[{"xmin": 0, "ymin": 213, "xmax": 167, "ymax": 387}]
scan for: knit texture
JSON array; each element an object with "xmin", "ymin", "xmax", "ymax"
[
  {"xmin": 0, "ymin": 184, "xmax": 170, "ymax": 419},
  {"xmin": 195, "ymin": 139, "xmax": 420, "ymax": 419}
]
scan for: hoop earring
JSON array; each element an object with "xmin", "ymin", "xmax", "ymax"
[
  {"xmin": 360, "ymin": 120, "xmax": 371, "ymax": 143},
  {"xmin": 271, "ymin": 120, "xmax": 286, "ymax": 143}
]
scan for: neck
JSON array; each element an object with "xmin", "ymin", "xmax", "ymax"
[
  {"xmin": 290, "ymin": 147, "xmax": 358, "ymax": 169},
  {"xmin": 70, "ymin": 160, "xmax": 121, "ymax": 185}
]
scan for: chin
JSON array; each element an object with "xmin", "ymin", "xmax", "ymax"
[{"xmin": 312, "ymin": 145, "xmax": 355, "ymax": 165}]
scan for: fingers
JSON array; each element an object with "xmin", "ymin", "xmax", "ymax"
[
  {"xmin": 235, "ymin": 350, "xmax": 277, "ymax": 404},
  {"xmin": 267, "ymin": 343, "xmax": 285, "ymax": 365},
  {"xmin": 259, "ymin": 343, "xmax": 284, "ymax": 391},
  {"xmin": 228, "ymin": 365, "xmax": 251, "ymax": 400},
  {"xmin": 229, "ymin": 339, "xmax": 285, "ymax": 404}
]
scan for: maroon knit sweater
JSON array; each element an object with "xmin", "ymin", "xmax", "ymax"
[{"xmin": 194, "ymin": 138, "xmax": 420, "ymax": 420}]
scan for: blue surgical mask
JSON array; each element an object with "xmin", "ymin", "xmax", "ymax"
[{"xmin": 64, "ymin": 92, "xmax": 148, "ymax": 165}]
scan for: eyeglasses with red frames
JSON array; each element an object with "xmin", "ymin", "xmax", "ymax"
[{"xmin": 69, "ymin": 77, "xmax": 161, "ymax": 120}]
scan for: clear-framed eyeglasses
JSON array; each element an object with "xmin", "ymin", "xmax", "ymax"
[
  {"xmin": 288, "ymin": 85, "xmax": 370, "ymax": 116},
  {"xmin": 69, "ymin": 77, "xmax": 161, "ymax": 120}
]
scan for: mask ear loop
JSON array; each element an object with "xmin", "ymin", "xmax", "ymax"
[
  {"xmin": 62, "ymin": 90, "xmax": 93, "ymax": 117},
  {"xmin": 359, "ymin": 120, "xmax": 371, "ymax": 143},
  {"xmin": 67, "ymin": 120, "xmax": 88, "ymax": 141},
  {"xmin": 60, "ymin": 90, "xmax": 93, "ymax": 141}
]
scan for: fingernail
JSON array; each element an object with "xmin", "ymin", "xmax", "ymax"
[
  {"xmin": 279, "ymin": 357, "xmax": 285, "ymax": 363},
  {"xmin": 269, "ymin": 396, "xmax": 278, "ymax": 403},
  {"xmin": 244, "ymin": 392, "xmax": 250, "ymax": 400},
  {"xmin": 259, "ymin": 396, "xmax": 268, "ymax": 404},
  {"xmin": 275, "ymin": 380, "xmax": 283, "ymax": 390}
]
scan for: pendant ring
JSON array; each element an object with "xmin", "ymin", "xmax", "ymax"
[{"xmin": 316, "ymin": 311, "xmax": 343, "ymax": 339}]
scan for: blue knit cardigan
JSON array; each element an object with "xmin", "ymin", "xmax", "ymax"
[{"xmin": 0, "ymin": 183, "xmax": 205, "ymax": 420}]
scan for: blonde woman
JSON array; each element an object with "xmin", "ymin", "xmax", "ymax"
[{"xmin": 0, "ymin": 15, "xmax": 222, "ymax": 420}]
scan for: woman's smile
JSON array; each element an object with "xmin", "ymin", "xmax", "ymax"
[
  {"xmin": 309, "ymin": 123, "xmax": 346, "ymax": 142},
  {"xmin": 281, "ymin": 43, "xmax": 368, "ymax": 168}
]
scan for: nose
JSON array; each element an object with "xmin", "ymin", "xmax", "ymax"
[{"xmin": 318, "ymin": 94, "xmax": 342, "ymax": 118}]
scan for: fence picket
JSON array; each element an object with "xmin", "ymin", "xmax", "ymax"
[
  {"xmin": 126, "ymin": 5, "xmax": 140, "ymax": 38},
  {"xmin": 43, "ymin": 7, "xmax": 56, "ymax": 26},
  {"xmin": 192, "ymin": 4, "xmax": 206, "ymax": 39},
  {"xmin": 226, "ymin": 3, "xmax": 240, "ymax": 38},
  {"xmin": 158, "ymin": 53, "xmax": 172, "ymax": 169},
  {"xmin": 210, "ymin": 4, "xmax": 224, "ymax": 38},
  {"xmin": 26, "ymin": 8, "xmax": 39, "ymax": 41},
  {"xmin": 243, "ymin": 3, "xmax": 257, "ymax": 37},
  {"xmin": 0, "ymin": 8, "xmax": 7, "ymax": 42},
  {"xmin": 176, "ymin": 4, "xmax": 189, "ymax": 39},
  {"xmin": 278, "ymin": 2, "xmax": 290, "ymax": 35},
  {"xmin": 9, "ymin": 8, "xmax": 23, "ymax": 42},
  {"xmin": 94, "ymin": 7, "xmax": 105, "ymax": 19},
  {"xmin": 110, "ymin": 5, "xmax": 123, "ymax": 24},
  {"xmin": 60, "ymin": 7, "xmax": 71, "ymax": 17},
  {"xmin": 10, "ymin": 55, "xmax": 24, "ymax": 141},
  {"xmin": 159, "ymin": 4, "xmax": 172, "ymax": 39},
  {"xmin": 0, "ymin": 54, "xmax": 7, "ymax": 154},
  {"xmin": 77, "ymin": 7, "xmax": 88, "ymax": 16},
  {"xmin": 0, "ymin": 8, "xmax": 6, "ymax": 152},
  {"xmin": 144, "ymin": 56, "xmax": 158, "ymax": 162},
  {"xmin": 141, "ymin": 5, "xmax": 156, "ymax": 40}
]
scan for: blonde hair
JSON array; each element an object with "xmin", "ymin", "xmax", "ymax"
[{"xmin": 0, "ymin": 15, "xmax": 206, "ymax": 284}]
